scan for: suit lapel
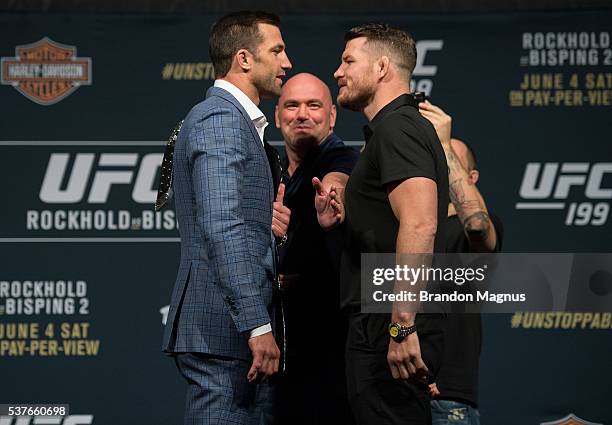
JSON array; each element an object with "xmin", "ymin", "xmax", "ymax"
[
  {"xmin": 207, "ymin": 87, "xmax": 265, "ymax": 152},
  {"xmin": 207, "ymin": 86, "xmax": 274, "ymax": 203},
  {"xmin": 264, "ymin": 140, "xmax": 283, "ymax": 196}
]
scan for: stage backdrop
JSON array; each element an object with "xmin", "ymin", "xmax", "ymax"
[{"xmin": 1, "ymin": 10, "xmax": 611, "ymax": 425}]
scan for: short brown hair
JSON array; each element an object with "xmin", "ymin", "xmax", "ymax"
[
  {"xmin": 209, "ymin": 11, "xmax": 281, "ymax": 78},
  {"xmin": 345, "ymin": 23, "xmax": 417, "ymax": 79}
]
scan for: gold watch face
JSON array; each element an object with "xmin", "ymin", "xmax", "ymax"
[{"xmin": 389, "ymin": 325, "xmax": 399, "ymax": 338}]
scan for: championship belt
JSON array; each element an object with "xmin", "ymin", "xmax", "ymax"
[{"xmin": 155, "ymin": 120, "xmax": 183, "ymax": 211}]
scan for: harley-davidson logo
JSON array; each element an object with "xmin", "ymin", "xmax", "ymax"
[
  {"xmin": 540, "ymin": 413, "xmax": 602, "ymax": 425},
  {"xmin": 1, "ymin": 37, "xmax": 92, "ymax": 105}
]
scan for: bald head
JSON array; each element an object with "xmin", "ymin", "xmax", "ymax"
[
  {"xmin": 450, "ymin": 138, "xmax": 479, "ymax": 186},
  {"xmin": 275, "ymin": 73, "xmax": 336, "ymax": 151},
  {"xmin": 450, "ymin": 138, "xmax": 475, "ymax": 171},
  {"xmin": 279, "ymin": 73, "xmax": 333, "ymax": 107}
]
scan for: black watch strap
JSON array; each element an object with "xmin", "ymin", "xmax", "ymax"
[{"xmin": 389, "ymin": 322, "xmax": 417, "ymax": 342}]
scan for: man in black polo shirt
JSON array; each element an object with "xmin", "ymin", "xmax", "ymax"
[
  {"xmin": 321, "ymin": 24, "xmax": 449, "ymax": 424},
  {"xmin": 419, "ymin": 102, "xmax": 503, "ymax": 425},
  {"xmin": 274, "ymin": 73, "xmax": 358, "ymax": 424}
]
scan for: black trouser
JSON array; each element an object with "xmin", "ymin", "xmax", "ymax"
[
  {"xmin": 274, "ymin": 283, "xmax": 354, "ymax": 425},
  {"xmin": 345, "ymin": 311, "xmax": 445, "ymax": 425}
]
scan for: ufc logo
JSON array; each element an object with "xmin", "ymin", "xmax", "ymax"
[
  {"xmin": 40, "ymin": 153, "xmax": 162, "ymax": 204},
  {"xmin": 519, "ymin": 162, "xmax": 612, "ymax": 200},
  {"xmin": 414, "ymin": 40, "xmax": 443, "ymax": 77}
]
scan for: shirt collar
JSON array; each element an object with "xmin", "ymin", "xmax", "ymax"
[
  {"xmin": 319, "ymin": 132, "xmax": 342, "ymax": 151},
  {"xmin": 214, "ymin": 79, "xmax": 267, "ymax": 126},
  {"xmin": 280, "ymin": 132, "xmax": 342, "ymax": 176},
  {"xmin": 364, "ymin": 93, "xmax": 419, "ymax": 143}
]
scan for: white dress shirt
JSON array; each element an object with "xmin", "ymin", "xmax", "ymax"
[
  {"xmin": 214, "ymin": 79, "xmax": 268, "ymax": 145},
  {"xmin": 213, "ymin": 79, "xmax": 272, "ymax": 339}
]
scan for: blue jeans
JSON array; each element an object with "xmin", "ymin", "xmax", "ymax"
[{"xmin": 431, "ymin": 400, "xmax": 480, "ymax": 425}]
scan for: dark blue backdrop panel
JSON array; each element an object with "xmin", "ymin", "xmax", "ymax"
[{"xmin": 0, "ymin": 11, "xmax": 610, "ymax": 425}]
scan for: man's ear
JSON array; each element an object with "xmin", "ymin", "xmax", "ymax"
[
  {"xmin": 329, "ymin": 104, "xmax": 337, "ymax": 129},
  {"xmin": 378, "ymin": 56, "xmax": 390, "ymax": 80},
  {"xmin": 469, "ymin": 169, "xmax": 480, "ymax": 185},
  {"xmin": 235, "ymin": 49, "xmax": 252, "ymax": 72}
]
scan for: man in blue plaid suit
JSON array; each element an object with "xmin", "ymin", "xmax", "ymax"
[{"xmin": 162, "ymin": 11, "xmax": 292, "ymax": 425}]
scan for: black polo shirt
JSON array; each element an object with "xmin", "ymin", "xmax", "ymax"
[
  {"xmin": 279, "ymin": 132, "xmax": 358, "ymax": 281},
  {"xmin": 340, "ymin": 94, "xmax": 449, "ymax": 309}
]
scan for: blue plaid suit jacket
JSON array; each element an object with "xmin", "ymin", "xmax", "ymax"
[{"xmin": 162, "ymin": 86, "xmax": 276, "ymax": 361}]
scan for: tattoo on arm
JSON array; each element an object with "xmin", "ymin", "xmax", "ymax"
[
  {"xmin": 446, "ymin": 149, "xmax": 463, "ymax": 173},
  {"xmin": 449, "ymin": 178, "xmax": 466, "ymax": 203},
  {"xmin": 445, "ymin": 144, "xmax": 494, "ymax": 247},
  {"xmin": 447, "ymin": 149, "xmax": 476, "ymax": 207},
  {"xmin": 447, "ymin": 147, "xmax": 485, "ymax": 217},
  {"xmin": 464, "ymin": 211, "xmax": 491, "ymax": 239},
  {"xmin": 449, "ymin": 179, "xmax": 481, "ymax": 216}
]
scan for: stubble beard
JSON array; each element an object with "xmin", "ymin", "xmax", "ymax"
[
  {"xmin": 254, "ymin": 69, "xmax": 281, "ymax": 99},
  {"xmin": 286, "ymin": 132, "xmax": 319, "ymax": 158},
  {"xmin": 337, "ymin": 83, "xmax": 375, "ymax": 112}
]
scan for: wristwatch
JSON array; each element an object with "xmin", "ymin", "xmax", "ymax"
[{"xmin": 388, "ymin": 322, "xmax": 417, "ymax": 343}]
